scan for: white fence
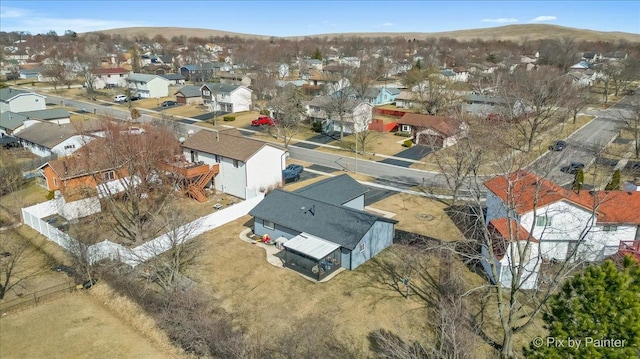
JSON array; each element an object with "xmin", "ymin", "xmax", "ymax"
[{"xmin": 21, "ymin": 193, "xmax": 265, "ymax": 266}]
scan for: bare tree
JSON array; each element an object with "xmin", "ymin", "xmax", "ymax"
[
  {"xmin": 39, "ymin": 62, "xmax": 72, "ymax": 94},
  {"xmin": 501, "ymin": 66, "xmax": 572, "ymax": 152},
  {"xmin": 0, "ymin": 230, "xmax": 42, "ymax": 299},
  {"xmin": 620, "ymin": 100, "xmax": 640, "ymax": 159},
  {"xmin": 268, "ymin": 85, "xmax": 307, "ymax": 148},
  {"xmin": 76, "ymin": 44, "xmax": 103, "ymax": 101},
  {"xmin": 565, "ymin": 86, "xmax": 591, "ymax": 124}
]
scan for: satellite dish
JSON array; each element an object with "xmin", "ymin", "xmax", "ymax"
[{"xmin": 179, "ymin": 137, "xmax": 186, "ymax": 143}]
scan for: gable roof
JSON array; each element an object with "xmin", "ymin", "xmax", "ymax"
[
  {"xmin": 201, "ymin": 82, "xmax": 244, "ymax": 94},
  {"xmin": 181, "ymin": 128, "xmax": 279, "ymax": 162},
  {"xmin": 126, "ymin": 73, "xmax": 167, "ymax": 83},
  {"xmin": 249, "ymin": 189, "xmax": 397, "ymax": 250},
  {"xmin": 293, "ymin": 174, "xmax": 368, "ymax": 206},
  {"xmin": 484, "ymin": 170, "xmax": 640, "ymax": 225},
  {"xmin": 42, "ymin": 138, "xmax": 114, "ymax": 180},
  {"xmin": 0, "ymin": 88, "xmax": 46, "ymax": 102},
  {"xmin": 14, "ymin": 122, "xmax": 81, "ymax": 148},
  {"xmin": 175, "ymin": 85, "xmax": 202, "ymax": 98},
  {"xmin": 0, "ymin": 111, "xmax": 28, "ymax": 130},
  {"xmin": 18, "ymin": 108, "xmax": 70, "ymax": 121},
  {"xmin": 398, "ymin": 113, "xmax": 462, "ymax": 137}
]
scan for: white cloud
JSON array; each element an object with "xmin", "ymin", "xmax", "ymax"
[
  {"xmin": 481, "ymin": 18, "xmax": 519, "ymax": 23},
  {"xmin": 530, "ymin": 16, "xmax": 557, "ymax": 22},
  {"xmin": 382, "ymin": 22, "xmax": 394, "ymax": 27},
  {"xmin": 0, "ymin": 7, "xmax": 28, "ymax": 19}
]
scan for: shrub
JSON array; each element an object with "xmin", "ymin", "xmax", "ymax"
[
  {"xmin": 46, "ymin": 191, "xmax": 55, "ymax": 200},
  {"xmin": 403, "ymin": 139, "xmax": 413, "ymax": 147},
  {"xmin": 394, "ymin": 131, "xmax": 411, "ymax": 137},
  {"xmin": 259, "ymin": 109, "xmax": 270, "ymax": 116},
  {"xmin": 312, "ymin": 122, "xmax": 323, "ymax": 133},
  {"xmin": 223, "ymin": 115, "xmax": 235, "ymax": 122}
]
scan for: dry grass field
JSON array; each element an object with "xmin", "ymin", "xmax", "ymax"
[{"xmin": 89, "ymin": 24, "xmax": 640, "ymax": 43}]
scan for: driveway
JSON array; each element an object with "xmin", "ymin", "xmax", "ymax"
[
  {"xmin": 363, "ymin": 186, "xmax": 396, "ymax": 206},
  {"xmin": 394, "ymin": 145, "xmax": 433, "ymax": 160},
  {"xmin": 192, "ymin": 112, "xmax": 216, "ymax": 121},
  {"xmin": 378, "ymin": 158, "xmax": 414, "ymax": 167}
]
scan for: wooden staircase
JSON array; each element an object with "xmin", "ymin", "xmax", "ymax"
[
  {"xmin": 618, "ymin": 241, "xmax": 640, "ymax": 262},
  {"xmin": 185, "ymin": 165, "xmax": 218, "ymax": 203}
]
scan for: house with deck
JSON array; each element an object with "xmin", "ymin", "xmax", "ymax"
[
  {"xmin": 180, "ymin": 128, "xmax": 285, "ymax": 199},
  {"xmin": 482, "ymin": 170, "xmax": 640, "ymax": 289},
  {"xmin": 249, "ymin": 174, "xmax": 397, "ymax": 280}
]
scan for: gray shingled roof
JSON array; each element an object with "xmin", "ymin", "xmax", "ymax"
[
  {"xmin": 18, "ymin": 108, "xmax": 70, "ymax": 121},
  {"xmin": 127, "ymin": 73, "xmax": 166, "ymax": 83},
  {"xmin": 0, "ymin": 88, "xmax": 45, "ymax": 102},
  {"xmin": 249, "ymin": 189, "xmax": 396, "ymax": 250},
  {"xmin": 176, "ymin": 85, "xmax": 202, "ymax": 98},
  {"xmin": 0, "ymin": 112, "xmax": 28, "ymax": 130},
  {"xmin": 181, "ymin": 128, "xmax": 278, "ymax": 162},
  {"xmin": 201, "ymin": 82, "xmax": 242, "ymax": 94},
  {"xmin": 160, "ymin": 73, "xmax": 186, "ymax": 81},
  {"xmin": 293, "ymin": 174, "xmax": 368, "ymax": 206},
  {"xmin": 14, "ymin": 122, "xmax": 80, "ymax": 148}
]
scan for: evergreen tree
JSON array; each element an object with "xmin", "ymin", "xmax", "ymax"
[
  {"xmin": 312, "ymin": 48, "xmax": 322, "ymax": 61},
  {"xmin": 525, "ymin": 258, "xmax": 640, "ymax": 358},
  {"xmin": 605, "ymin": 169, "xmax": 621, "ymax": 190},
  {"xmin": 572, "ymin": 168, "xmax": 584, "ymax": 191}
]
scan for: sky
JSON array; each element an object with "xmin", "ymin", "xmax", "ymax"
[{"xmin": 1, "ymin": 1, "xmax": 638, "ymax": 37}]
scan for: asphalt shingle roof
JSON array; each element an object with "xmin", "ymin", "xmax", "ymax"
[
  {"xmin": 175, "ymin": 85, "xmax": 202, "ymax": 98},
  {"xmin": 18, "ymin": 108, "xmax": 70, "ymax": 121},
  {"xmin": 201, "ymin": 82, "xmax": 242, "ymax": 94},
  {"xmin": 249, "ymin": 189, "xmax": 397, "ymax": 250},
  {"xmin": 127, "ymin": 73, "xmax": 166, "ymax": 83},
  {"xmin": 0, "ymin": 88, "xmax": 44, "ymax": 102},
  {"xmin": 160, "ymin": 73, "xmax": 186, "ymax": 81},
  {"xmin": 0, "ymin": 112, "xmax": 28, "ymax": 130},
  {"xmin": 181, "ymin": 128, "xmax": 277, "ymax": 162},
  {"xmin": 293, "ymin": 174, "xmax": 368, "ymax": 206}
]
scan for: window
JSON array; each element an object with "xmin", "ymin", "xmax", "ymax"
[
  {"xmin": 53, "ymin": 178, "xmax": 58, "ymax": 187},
  {"xmin": 63, "ymin": 144, "xmax": 75, "ymax": 150},
  {"xmin": 535, "ymin": 216, "xmax": 552, "ymax": 227},
  {"xmin": 401, "ymin": 125, "xmax": 411, "ymax": 132},
  {"xmin": 263, "ymin": 220, "xmax": 274, "ymax": 230},
  {"xmin": 359, "ymin": 243, "xmax": 366, "ymax": 252},
  {"xmin": 215, "ymin": 155, "xmax": 220, "ymax": 163},
  {"xmin": 203, "ymin": 90, "xmax": 211, "ymax": 96},
  {"xmin": 103, "ymin": 171, "xmax": 115, "ymax": 181},
  {"xmin": 233, "ymin": 159, "xmax": 239, "ymax": 168},
  {"xmin": 603, "ymin": 225, "xmax": 617, "ymax": 232}
]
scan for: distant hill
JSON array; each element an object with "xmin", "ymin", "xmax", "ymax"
[{"xmin": 87, "ymin": 24, "xmax": 640, "ymax": 43}]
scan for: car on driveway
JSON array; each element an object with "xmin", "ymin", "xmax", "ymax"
[
  {"xmin": 251, "ymin": 115, "xmax": 275, "ymax": 126},
  {"xmin": 162, "ymin": 100, "xmax": 178, "ymax": 107},
  {"xmin": 282, "ymin": 169, "xmax": 300, "ymax": 183},
  {"xmin": 549, "ymin": 140, "xmax": 567, "ymax": 151},
  {"xmin": 561, "ymin": 162, "xmax": 585, "ymax": 174},
  {"xmin": 285, "ymin": 164, "xmax": 304, "ymax": 175},
  {"xmin": 114, "ymin": 94, "xmax": 128, "ymax": 102}
]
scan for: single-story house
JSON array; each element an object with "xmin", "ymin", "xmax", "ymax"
[
  {"xmin": 14, "ymin": 122, "xmax": 94, "ymax": 157},
  {"xmin": 175, "ymin": 85, "xmax": 204, "ymax": 105},
  {"xmin": 200, "ymin": 83, "xmax": 252, "ymax": 113},
  {"xmin": 395, "ymin": 90, "xmax": 418, "ymax": 109},
  {"xmin": 397, "ymin": 113, "xmax": 467, "ymax": 148},
  {"xmin": 92, "ymin": 67, "xmax": 130, "ymax": 89},
  {"xmin": 0, "ymin": 108, "xmax": 71, "ymax": 136},
  {"xmin": 483, "ymin": 170, "xmax": 640, "ymax": 289},
  {"xmin": 19, "ymin": 68, "xmax": 40, "ymax": 79},
  {"xmin": 249, "ymin": 174, "xmax": 397, "ymax": 280},
  {"xmin": 126, "ymin": 73, "xmax": 170, "ymax": 98},
  {"xmin": 180, "ymin": 128, "xmax": 285, "ymax": 199},
  {"xmin": 361, "ymin": 87, "xmax": 401, "ymax": 105},
  {"xmin": 0, "ymin": 88, "xmax": 47, "ymax": 113},
  {"xmin": 160, "ymin": 73, "xmax": 186, "ymax": 86}
]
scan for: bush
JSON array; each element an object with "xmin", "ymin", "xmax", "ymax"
[
  {"xmin": 223, "ymin": 115, "xmax": 235, "ymax": 122},
  {"xmin": 312, "ymin": 122, "xmax": 323, "ymax": 133},
  {"xmin": 394, "ymin": 131, "xmax": 411, "ymax": 137},
  {"xmin": 403, "ymin": 139, "xmax": 413, "ymax": 147},
  {"xmin": 46, "ymin": 191, "xmax": 55, "ymax": 200},
  {"xmin": 259, "ymin": 109, "xmax": 270, "ymax": 116}
]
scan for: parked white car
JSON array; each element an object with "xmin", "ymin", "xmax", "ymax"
[{"xmin": 114, "ymin": 94, "xmax": 128, "ymax": 102}]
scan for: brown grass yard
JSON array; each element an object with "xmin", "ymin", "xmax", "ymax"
[
  {"xmin": 0, "ymin": 180, "xmax": 49, "ymax": 224},
  {"xmin": 0, "ymin": 292, "xmax": 182, "ymax": 359}
]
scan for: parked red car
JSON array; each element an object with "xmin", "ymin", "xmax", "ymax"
[{"xmin": 251, "ymin": 115, "xmax": 275, "ymax": 126}]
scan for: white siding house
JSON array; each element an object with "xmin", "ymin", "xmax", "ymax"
[
  {"xmin": 92, "ymin": 68, "xmax": 130, "ymax": 89},
  {"xmin": 181, "ymin": 128, "xmax": 286, "ymax": 199},
  {"xmin": 126, "ymin": 73, "xmax": 170, "ymax": 98},
  {"xmin": 200, "ymin": 83, "xmax": 252, "ymax": 113},
  {"xmin": 0, "ymin": 88, "xmax": 46, "ymax": 113},
  {"xmin": 483, "ymin": 171, "xmax": 640, "ymax": 289}
]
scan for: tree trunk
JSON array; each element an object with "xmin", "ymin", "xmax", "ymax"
[{"xmin": 500, "ymin": 331, "xmax": 516, "ymax": 359}]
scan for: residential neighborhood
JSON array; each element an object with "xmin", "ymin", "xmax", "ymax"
[{"xmin": 1, "ymin": 3, "xmax": 639, "ymax": 358}]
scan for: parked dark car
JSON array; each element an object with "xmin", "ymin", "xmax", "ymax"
[
  {"xmin": 285, "ymin": 164, "xmax": 304, "ymax": 175},
  {"xmin": 561, "ymin": 162, "xmax": 585, "ymax": 174},
  {"xmin": 129, "ymin": 95, "xmax": 141, "ymax": 101},
  {"xmin": 161, "ymin": 100, "xmax": 177, "ymax": 107},
  {"xmin": 549, "ymin": 140, "xmax": 567, "ymax": 151},
  {"xmin": 282, "ymin": 169, "xmax": 300, "ymax": 183}
]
